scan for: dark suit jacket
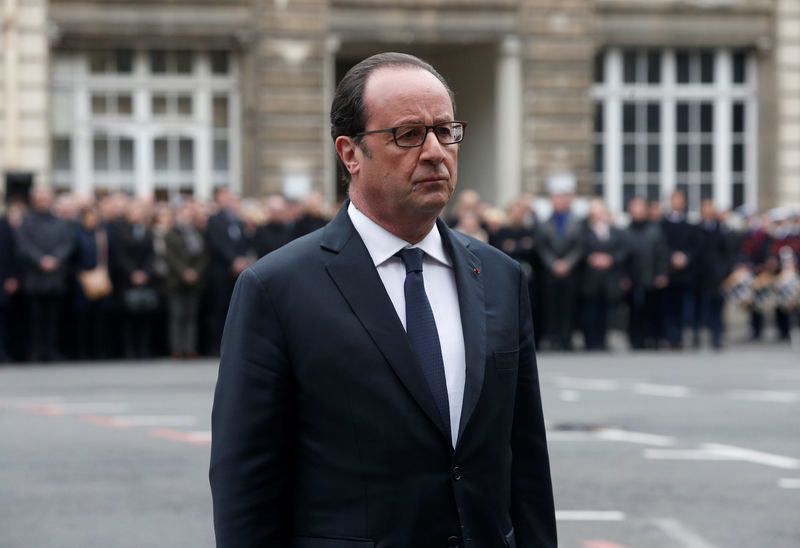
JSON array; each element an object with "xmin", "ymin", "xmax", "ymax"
[
  {"xmin": 111, "ymin": 224, "xmax": 157, "ymax": 292},
  {"xmin": 660, "ymin": 215, "xmax": 699, "ymax": 288},
  {"xmin": 210, "ymin": 202, "xmax": 556, "ymax": 548},
  {"xmin": 535, "ymin": 213, "xmax": 584, "ymax": 273},
  {"xmin": 15, "ymin": 210, "xmax": 75, "ymax": 295},
  {"xmin": 207, "ymin": 210, "xmax": 248, "ymax": 275},
  {"xmin": 579, "ymin": 223, "xmax": 627, "ymax": 302},
  {"xmin": 0, "ymin": 218, "xmax": 17, "ymax": 307}
]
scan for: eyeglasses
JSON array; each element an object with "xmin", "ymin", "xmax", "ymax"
[{"xmin": 354, "ymin": 121, "xmax": 467, "ymax": 148}]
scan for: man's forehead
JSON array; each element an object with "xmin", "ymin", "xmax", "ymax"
[{"xmin": 363, "ymin": 66, "xmax": 453, "ymax": 119}]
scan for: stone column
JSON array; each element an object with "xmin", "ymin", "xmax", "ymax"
[
  {"xmin": 495, "ymin": 35, "xmax": 523, "ymax": 208},
  {"xmin": 1, "ymin": 0, "xmax": 49, "ymax": 187},
  {"xmin": 776, "ymin": 0, "xmax": 800, "ymax": 205}
]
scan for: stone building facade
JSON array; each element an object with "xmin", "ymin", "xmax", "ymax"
[{"xmin": 0, "ymin": 0, "xmax": 793, "ymax": 213}]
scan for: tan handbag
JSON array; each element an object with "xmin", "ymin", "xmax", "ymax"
[{"xmin": 78, "ymin": 229, "xmax": 113, "ymax": 301}]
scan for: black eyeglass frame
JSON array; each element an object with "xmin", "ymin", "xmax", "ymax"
[{"xmin": 353, "ymin": 120, "xmax": 467, "ymax": 148}]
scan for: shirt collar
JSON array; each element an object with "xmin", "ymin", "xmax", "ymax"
[{"xmin": 347, "ymin": 201, "xmax": 452, "ymax": 268}]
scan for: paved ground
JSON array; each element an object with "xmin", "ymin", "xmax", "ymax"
[{"xmin": 0, "ymin": 342, "xmax": 797, "ymax": 548}]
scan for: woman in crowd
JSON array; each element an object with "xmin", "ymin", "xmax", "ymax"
[{"xmin": 72, "ymin": 206, "xmax": 114, "ymax": 359}]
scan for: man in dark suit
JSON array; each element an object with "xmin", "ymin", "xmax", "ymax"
[
  {"xmin": 660, "ymin": 190, "xmax": 699, "ymax": 348},
  {"xmin": 15, "ymin": 186, "xmax": 75, "ymax": 361},
  {"xmin": 0, "ymin": 214, "xmax": 20, "ymax": 362},
  {"xmin": 210, "ymin": 52, "xmax": 556, "ymax": 548},
  {"xmin": 534, "ymin": 174, "xmax": 584, "ymax": 351},
  {"xmin": 205, "ymin": 187, "xmax": 251, "ymax": 356}
]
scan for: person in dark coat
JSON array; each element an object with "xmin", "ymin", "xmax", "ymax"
[
  {"xmin": 14, "ymin": 187, "xmax": 75, "ymax": 361},
  {"xmin": 0, "ymin": 214, "xmax": 20, "ymax": 362},
  {"xmin": 163, "ymin": 202, "xmax": 208, "ymax": 358},
  {"xmin": 205, "ymin": 188, "xmax": 250, "ymax": 356},
  {"xmin": 113, "ymin": 201, "xmax": 159, "ymax": 359},
  {"xmin": 293, "ymin": 191, "xmax": 330, "ymax": 239},
  {"xmin": 255, "ymin": 195, "xmax": 297, "ymax": 258},
  {"xmin": 693, "ymin": 199, "xmax": 732, "ymax": 348},
  {"xmin": 493, "ymin": 200, "xmax": 542, "ymax": 348},
  {"xmin": 624, "ymin": 197, "xmax": 669, "ymax": 350},
  {"xmin": 660, "ymin": 190, "xmax": 699, "ymax": 348},
  {"xmin": 535, "ymin": 174, "xmax": 584, "ymax": 351},
  {"xmin": 72, "ymin": 206, "xmax": 114, "ymax": 359},
  {"xmin": 210, "ymin": 52, "xmax": 556, "ymax": 548},
  {"xmin": 579, "ymin": 199, "xmax": 627, "ymax": 350}
]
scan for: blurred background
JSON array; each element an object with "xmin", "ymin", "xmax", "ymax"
[{"xmin": 1, "ymin": 1, "xmax": 799, "ymax": 548}]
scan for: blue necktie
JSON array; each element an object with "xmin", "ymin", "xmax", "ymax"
[{"xmin": 398, "ymin": 248, "xmax": 450, "ymax": 432}]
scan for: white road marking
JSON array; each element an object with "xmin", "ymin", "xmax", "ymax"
[
  {"xmin": 725, "ymin": 390, "xmax": 799, "ymax": 403},
  {"xmin": 555, "ymin": 377, "xmax": 621, "ymax": 391},
  {"xmin": 653, "ymin": 518, "xmax": 718, "ymax": 548},
  {"xmin": 598, "ymin": 428, "xmax": 675, "ymax": 447},
  {"xmin": 556, "ymin": 511, "xmax": 626, "ymax": 522},
  {"xmin": 644, "ymin": 444, "xmax": 800, "ymax": 470},
  {"xmin": 643, "ymin": 449, "xmax": 734, "ymax": 462},
  {"xmin": 559, "ymin": 390, "xmax": 581, "ymax": 402},
  {"xmin": 52, "ymin": 403, "xmax": 131, "ymax": 414},
  {"xmin": 548, "ymin": 428, "xmax": 675, "ymax": 446},
  {"xmin": 632, "ymin": 383, "xmax": 691, "ymax": 398},
  {"xmin": 547, "ymin": 431, "xmax": 600, "ymax": 442},
  {"xmin": 702, "ymin": 443, "xmax": 800, "ymax": 470},
  {"xmin": 778, "ymin": 478, "xmax": 800, "ymax": 489},
  {"xmin": 188, "ymin": 430, "xmax": 212, "ymax": 441},
  {"xmin": 111, "ymin": 415, "xmax": 197, "ymax": 427}
]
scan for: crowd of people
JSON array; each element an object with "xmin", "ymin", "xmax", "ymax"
[
  {"xmin": 451, "ymin": 186, "xmax": 800, "ymax": 351},
  {"xmin": 0, "ymin": 187, "xmax": 331, "ymax": 362},
  {"xmin": 0, "ymin": 184, "xmax": 798, "ymax": 363}
]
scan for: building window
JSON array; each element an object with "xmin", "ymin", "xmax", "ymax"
[
  {"xmin": 592, "ymin": 48, "xmax": 757, "ymax": 214},
  {"xmin": 51, "ymin": 49, "xmax": 239, "ymax": 199}
]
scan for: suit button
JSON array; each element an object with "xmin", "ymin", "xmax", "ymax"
[
  {"xmin": 452, "ymin": 466, "xmax": 463, "ymax": 481},
  {"xmin": 448, "ymin": 535, "xmax": 461, "ymax": 547}
]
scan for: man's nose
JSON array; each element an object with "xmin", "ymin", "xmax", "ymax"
[{"xmin": 419, "ymin": 129, "xmax": 446, "ymax": 163}]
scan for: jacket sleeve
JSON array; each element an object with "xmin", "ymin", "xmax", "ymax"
[
  {"xmin": 510, "ymin": 265, "xmax": 558, "ymax": 547},
  {"xmin": 210, "ymin": 267, "xmax": 295, "ymax": 548}
]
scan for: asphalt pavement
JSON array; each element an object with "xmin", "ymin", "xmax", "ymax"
[{"xmin": 0, "ymin": 342, "xmax": 797, "ymax": 548}]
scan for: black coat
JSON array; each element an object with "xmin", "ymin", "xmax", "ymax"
[
  {"xmin": 210, "ymin": 202, "xmax": 557, "ymax": 548},
  {"xmin": 695, "ymin": 220, "xmax": 733, "ymax": 293},
  {"xmin": 15, "ymin": 210, "xmax": 75, "ymax": 295},
  {"xmin": 493, "ymin": 225, "xmax": 538, "ymax": 284},
  {"xmin": 111, "ymin": 223, "xmax": 157, "ymax": 292},
  {"xmin": 0, "ymin": 218, "xmax": 17, "ymax": 306},
  {"xmin": 660, "ymin": 214, "xmax": 699, "ymax": 288},
  {"xmin": 579, "ymin": 223, "xmax": 627, "ymax": 302},
  {"xmin": 206, "ymin": 210, "xmax": 249, "ymax": 277},
  {"xmin": 255, "ymin": 222, "xmax": 296, "ymax": 258},
  {"xmin": 624, "ymin": 221, "xmax": 669, "ymax": 289},
  {"xmin": 535, "ymin": 213, "xmax": 584, "ymax": 273}
]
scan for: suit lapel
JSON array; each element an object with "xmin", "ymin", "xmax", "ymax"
[
  {"xmin": 322, "ymin": 203, "xmax": 451, "ymax": 442},
  {"xmin": 438, "ymin": 220, "xmax": 486, "ymax": 446}
]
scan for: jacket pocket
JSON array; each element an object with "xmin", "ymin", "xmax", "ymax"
[
  {"xmin": 504, "ymin": 526, "xmax": 517, "ymax": 548},
  {"xmin": 493, "ymin": 349, "xmax": 519, "ymax": 371},
  {"xmin": 290, "ymin": 537, "xmax": 375, "ymax": 548}
]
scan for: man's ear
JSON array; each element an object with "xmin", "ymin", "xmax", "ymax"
[{"xmin": 335, "ymin": 136, "xmax": 361, "ymax": 177}]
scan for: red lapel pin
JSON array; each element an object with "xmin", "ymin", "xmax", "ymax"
[{"xmin": 473, "ymin": 267, "xmax": 480, "ymax": 275}]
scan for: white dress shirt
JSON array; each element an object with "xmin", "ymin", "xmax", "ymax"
[{"xmin": 348, "ymin": 202, "xmax": 466, "ymax": 444}]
